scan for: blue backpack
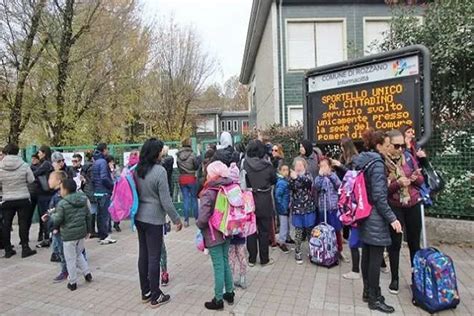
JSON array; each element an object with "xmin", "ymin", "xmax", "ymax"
[{"xmin": 412, "ymin": 248, "xmax": 460, "ymax": 314}]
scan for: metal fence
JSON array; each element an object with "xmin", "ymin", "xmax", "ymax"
[{"xmin": 424, "ymin": 122, "xmax": 473, "ymax": 220}]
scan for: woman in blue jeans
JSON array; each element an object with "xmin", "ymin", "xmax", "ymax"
[{"xmin": 176, "ymin": 138, "xmax": 200, "ymax": 227}]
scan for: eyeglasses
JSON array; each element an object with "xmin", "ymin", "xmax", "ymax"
[{"xmin": 393, "ymin": 144, "xmax": 406, "ymax": 150}]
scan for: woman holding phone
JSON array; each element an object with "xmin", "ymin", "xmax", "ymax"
[{"xmin": 385, "ymin": 130, "xmax": 424, "ymax": 296}]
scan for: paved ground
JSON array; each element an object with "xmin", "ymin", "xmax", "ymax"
[{"xmin": 0, "ymin": 220, "xmax": 473, "ymax": 316}]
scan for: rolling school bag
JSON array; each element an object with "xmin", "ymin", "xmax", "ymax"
[
  {"xmin": 411, "ymin": 203, "xmax": 460, "ymax": 314},
  {"xmin": 309, "ymin": 192, "xmax": 339, "ymax": 268}
]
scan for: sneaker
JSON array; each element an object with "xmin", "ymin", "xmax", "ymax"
[
  {"xmin": 388, "ymin": 279, "xmax": 399, "ymax": 295},
  {"xmin": 343, "ymin": 271, "xmax": 361, "ymax": 280},
  {"xmin": 239, "ymin": 275, "xmax": 247, "ymax": 289},
  {"xmin": 204, "ymin": 298, "xmax": 224, "ymax": 310},
  {"xmin": 36, "ymin": 240, "xmax": 50, "ymax": 248},
  {"xmin": 50, "ymin": 252, "xmax": 61, "ymax": 262},
  {"xmin": 21, "ymin": 247, "xmax": 37, "ymax": 258},
  {"xmin": 339, "ymin": 252, "xmax": 350, "ymax": 263},
  {"xmin": 151, "ymin": 293, "xmax": 171, "ymax": 308},
  {"xmin": 142, "ymin": 292, "xmax": 152, "ymax": 303},
  {"xmin": 278, "ymin": 243, "xmax": 290, "ymax": 254},
  {"xmin": 248, "ymin": 262, "xmax": 255, "ymax": 267},
  {"xmin": 67, "ymin": 283, "xmax": 77, "ymax": 291},
  {"xmin": 53, "ymin": 272, "xmax": 68, "ymax": 283},
  {"xmin": 381, "ymin": 266, "xmax": 390, "ymax": 274},
  {"xmin": 99, "ymin": 237, "xmax": 117, "ymax": 245},
  {"xmin": 161, "ymin": 272, "xmax": 169, "ymax": 286},
  {"xmin": 84, "ymin": 273, "xmax": 93, "ymax": 283},
  {"xmin": 4, "ymin": 249, "xmax": 16, "ymax": 258},
  {"xmin": 295, "ymin": 252, "xmax": 303, "ymax": 265},
  {"xmin": 261, "ymin": 258, "xmax": 275, "ymax": 266},
  {"xmin": 89, "ymin": 232, "xmax": 99, "ymax": 239},
  {"xmin": 223, "ymin": 292, "xmax": 235, "ymax": 305},
  {"xmin": 271, "ymin": 242, "xmax": 278, "ymax": 248},
  {"xmin": 113, "ymin": 223, "xmax": 121, "ymax": 232},
  {"xmin": 234, "ymin": 278, "xmax": 241, "ymax": 288},
  {"xmin": 286, "ymin": 238, "xmax": 295, "ymax": 244}
]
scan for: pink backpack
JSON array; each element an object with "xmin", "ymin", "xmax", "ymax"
[
  {"xmin": 338, "ymin": 160, "xmax": 378, "ymax": 226},
  {"xmin": 108, "ymin": 166, "xmax": 139, "ymax": 223},
  {"xmin": 209, "ymin": 184, "xmax": 256, "ymax": 239}
]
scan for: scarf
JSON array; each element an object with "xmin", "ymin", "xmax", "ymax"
[{"xmin": 385, "ymin": 154, "xmax": 411, "ymax": 206}]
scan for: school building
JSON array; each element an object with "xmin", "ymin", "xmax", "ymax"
[{"xmin": 239, "ymin": 0, "xmax": 424, "ymax": 128}]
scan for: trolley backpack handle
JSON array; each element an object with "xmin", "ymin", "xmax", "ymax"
[{"xmin": 420, "ymin": 201, "xmax": 428, "ymax": 249}]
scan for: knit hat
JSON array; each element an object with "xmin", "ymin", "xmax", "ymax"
[
  {"xmin": 51, "ymin": 151, "xmax": 65, "ymax": 163},
  {"xmin": 300, "ymin": 140, "xmax": 313, "ymax": 157},
  {"xmin": 228, "ymin": 162, "xmax": 240, "ymax": 183},
  {"xmin": 207, "ymin": 161, "xmax": 229, "ymax": 179}
]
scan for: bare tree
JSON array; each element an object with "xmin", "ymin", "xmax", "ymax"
[
  {"xmin": 146, "ymin": 18, "xmax": 217, "ymax": 139},
  {"xmin": 0, "ymin": 0, "xmax": 48, "ymax": 145}
]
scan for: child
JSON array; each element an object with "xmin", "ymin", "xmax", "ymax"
[
  {"xmin": 289, "ymin": 158, "xmax": 316, "ymax": 264},
  {"xmin": 45, "ymin": 171, "xmax": 68, "ymax": 282},
  {"xmin": 47, "ymin": 179, "xmax": 93, "ymax": 291},
  {"xmin": 274, "ymin": 164, "xmax": 291, "ymax": 253},
  {"xmin": 228, "ymin": 163, "xmax": 248, "ymax": 289},
  {"xmin": 196, "ymin": 161, "xmax": 235, "ymax": 310},
  {"xmin": 314, "ymin": 157, "xmax": 348, "ymax": 263}
]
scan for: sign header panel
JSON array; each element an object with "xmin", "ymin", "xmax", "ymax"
[{"xmin": 308, "ymin": 55, "xmax": 419, "ymax": 93}]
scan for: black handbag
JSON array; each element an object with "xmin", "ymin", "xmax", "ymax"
[
  {"xmin": 37, "ymin": 175, "xmax": 50, "ymax": 192},
  {"xmin": 422, "ymin": 161, "xmax": 445, "ymax": 193}
]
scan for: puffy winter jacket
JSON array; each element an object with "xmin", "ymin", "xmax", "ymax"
[
  {"xmin": 176, "ymin": 147, "xmax": 199, "ymax": 175},
  {"xmin": 0, "ymin": 155, "xmax": 35, "ymax": 201},
  {"xmin": 353, "ymin": 151, "xmax": 397, "ymax": 247},
  {"xmin": 92, "ymin": 151, "xmax": 114, "ymax": 194},
  {"xmin": 314, "ymin": 172, "xmax": 341, "ymax": 212},
  {"xmin": 274, "ymin": 175, "xmax": 290, "ymax": 216},
  {"xmin": 196, "ymin": 177, "xmax": 233, "ymax": 248},
  {"xmin": 243, "ymin": 157, "xmax": 277, "ymax": 218},
  {"xmin": 33, "ymin": 159, "xmax": 53, "ymax": 196},
  {"xmin": 51, "ymin": 192, "xmax": 91, "ymax": 242},
  {"xmin": 80, "ymin": 162, "xmax": 96, "ymax": 202}
]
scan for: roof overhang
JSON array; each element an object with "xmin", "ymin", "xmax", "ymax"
[
  {"xmin": 239, "ymin": 0, "xmax": 273, "ymax": 84},
  {"xmin": 239, "ymin": 0, "xmax": 390, "ymax": 84}
]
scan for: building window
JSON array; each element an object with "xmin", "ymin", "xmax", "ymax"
[
  {"xmin": 287, "ymin": 20, "xmax": 345, "ymax": 71},
  {"xmin": 242, "ymin": 120, "xmax": 250, "ymax": 133},
  {"xmin": 363, "ymin": 18, "xmax": 391, "ymax": 55},
  {"xmin": 233, "ymin": 120, "xmax": 238, "ymax": 132},
  {"xmin": 227, "ymin": 120, "xmax": 232, "ymax": 132},
  {"xmin": 288, "ymin": 106, "xmax": 303, "ymax": 126},
  {"xmin": 221, "ymin": 120, "xmax": 226, "ymax": 132},
  {"xmin": 197, "ymin": 117, "xmax": 215, "ymax": 133}
]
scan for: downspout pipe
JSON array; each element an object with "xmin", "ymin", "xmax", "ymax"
[{"xmin": 278, "ymin": 0, "xmax": 285, "ymax": 126}]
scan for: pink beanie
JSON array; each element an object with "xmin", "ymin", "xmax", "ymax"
[{"xmin": 207, "ymin": 161, "xmax": 229, "ymax": 179}]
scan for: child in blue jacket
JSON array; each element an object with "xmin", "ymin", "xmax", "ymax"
[{"xmin": 274, "ymin": 164, "xmax": 291, "ymax": 253}]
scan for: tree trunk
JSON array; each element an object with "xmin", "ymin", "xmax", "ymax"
[
  {"xmin": 7, "ymin": 0, "xmax": 47, "ymax": 145},
  {"xmin": 52, "ymin": 0, "xmax": 75, "ymax": 146}
]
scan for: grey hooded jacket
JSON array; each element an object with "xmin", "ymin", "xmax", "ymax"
[{"xmin": 0, "ymin": 155, "xmax": 35, "ymax": 202}]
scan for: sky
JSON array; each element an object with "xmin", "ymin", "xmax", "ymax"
[{"xmin": 142, "ymin": 0, "xmax": 253, "ymax": 85}]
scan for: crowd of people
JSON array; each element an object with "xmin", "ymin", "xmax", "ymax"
[{"xmin": 0, "ymin": 124, "xmax": 429, "ymax": 314}]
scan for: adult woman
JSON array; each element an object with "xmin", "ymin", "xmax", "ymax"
[
  {"xmin": 331, "ymin": 137, "xmax": 358, "ymax": 180},
  {"xmin": 353, "ymin": 129, "xmax": 402, "ymax": 314},
  {"xmin": 385, "ymin": 130, "xmax": 424, "ymax": 295},
  {"xmin": 271, "ymin": 144, "xmax": 285, "ymax": 170},
  {"xmin": 135, "ymin": 138, "xmax": 182, "ymax": 308},
  {"xmin": 197, "ymin": 161, "xmax": 235, "ymax": 310},
  {"xmin": 400, "ymin": 125, "xmax": 427, "ymax": 164},
  {"xmin": 299, "ymin": 140, "xmax": 319, "ymax": 179},
  {"xmin": 34, "ymin": 145, "xmax": 54, "ymax": 247},
  {"xmin": 0, "ymin": 144, "xmax": 36, "ymax": 258},
  {"xmin": 176, "ymin": 138, "xmax": 200, "ymax": 227},
  {"xmin": 243, "ymin": 140, "xmax": 277, "ymax": 266}
]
